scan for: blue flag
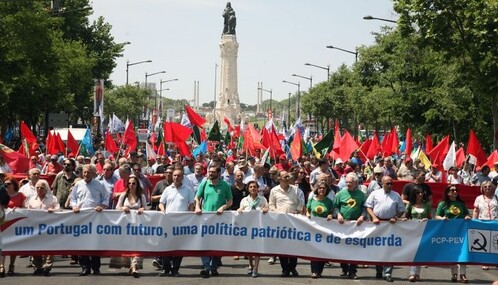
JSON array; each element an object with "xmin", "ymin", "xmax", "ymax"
[
  {"xmin": 192, "ymin": 141, "xmax": 207, "ymax": 158},
  {"xmin": 80, "ymin": 128, "xmax": 94, "ymax": 156}
]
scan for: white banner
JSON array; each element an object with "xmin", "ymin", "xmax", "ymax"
[{"xmin": 2, "ymin": 209, "xmax": 497, "ymax": 265}]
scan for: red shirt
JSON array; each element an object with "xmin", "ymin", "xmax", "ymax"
[{"xmin": 8, "ymin": 193, "xmax": 26, "ymax": 208}]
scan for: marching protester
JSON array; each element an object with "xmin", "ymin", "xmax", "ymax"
[
  {"xmin": 436, "ymin": 185, "xmax": 471, "ymax": 283},
  {"xmin": 237, "ymin": 180, "xmax": 269, "ymax": 278},
  {"xmin": 194, "ymin": 165, "xmax": 233, "ymax": 278}
]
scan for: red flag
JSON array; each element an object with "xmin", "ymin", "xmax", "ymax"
[
  {"xmin": 483, "ymin": 150, "xmax": 498, "ymax": 170},
  {"xmin": 55, "ymin": 132, "xmax": 66, "ymax": 155},
  {"xmin": 467, "ymin": 130, "xmax": 487, "ymax": 167},
  {"xmin": 425, "ymin": 134, "xmax": 433, "ymax": 153},
  {"xmin": 122, "ymin": 121, "xmax": 137, "ymax": 154},
  {"xmin": 290, "ymin": 128, "xmax": 303, "ymax": 161},
  {"xmin": 243, "ymin": 125, "xmax": 265, "ymax": 156},
  {"xmin": 381, "ymin": 131, "xmax": 393, "ymax": 156},
  {"xmin": 0, "ymin": 143, "xmax": 30, "ymax": 173},
  {"xmin": 224, "ymin": 116, "xmax": 234, "ymax": 132},
  {"xmin": 177, "ymin": 141, "xmax": 192, "ymax": 157},
  {"xmin": 185, "ymin": 105, "xmax": 206, "ymax": 127},
  {"xmin": 391, "ymin": 127, "xmax": 399, "ymax": 155},
  {"xmin": 200, "ymin": 128, "xmax": 207, "ymax": 142},
  {"xmin": 337, "ymin": 130, "xmax": 360, "ymax": 162},
  {"xmin": 164, "ymin": 122, "xmax": 193, "ymax": 142},
  {"xmin": 67, "ymin": 130, "xmax": 80, "ymax": 156},
  {"xmin": 405, "ymin": 128, "xmax": 413, "ymax": 156},
  {"xmin": 20, "ymin": 121, "xmax": 39, "ymax": 155},
  {"xmin": 358, "ymin": 138, "xmax": 372, "ymax": 162},
  {"xmin": 261, "ymin": 126, "xmax": 284, "ymax": 158},
  {"xmin": 427, "ymin": 135, "xmax": 450, "ymax": 167},
  {"xmin": 330, "ymin": 120, "xmax": 341, "ymax": 159},
  {"xmin": 455, "ymin": 147, "xmax": 466, "ymax": 168},
  {"xmin": 366, "ymin": 132, "xmax": 381, "ymax": 160},
  {"xmin": 157, "ymin": 142, "xmax": 166, "ymax": 156},
  {"xmin": 105, "ymin": 131, "xmax": 119, "ymax": 153},
  {"xmin": 45, "ymin": 131, "xmax": 55, "ymax": 155}
]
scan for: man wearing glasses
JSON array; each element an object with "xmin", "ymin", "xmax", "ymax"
[
  {"xmin": 268, "ymin": 170, "xmax": 304, "ymax": 277},
  {"xmin": 365, "ymin": 176, "xmax": 405, "ymax": 282},
  {"xmin": 402, "ymin": 169, "xmax": 432, "ymax": 205},
  {"xmin": 19, "ymin": 168, "xmax": 42, "ymax": 199}
]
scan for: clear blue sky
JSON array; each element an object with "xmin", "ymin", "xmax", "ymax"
[{"xmin": 90, "ymin": 0, "xmax": 395, "ymax": 105}]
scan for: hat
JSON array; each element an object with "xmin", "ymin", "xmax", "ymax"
[
  {"xmin": 279, "ymin": 154, "xmax": 287, "ymax": 161},
  {"xmin": 374, "ymin": 166, "xmax": 384, "ymax": 174},
  {"xmin": 84, "ymin": 157, "xmax": 91, "ymax": 161},
  {"xmin": 238, "ymin": 159, "xmax": 248, "ymax": 168},
  {"xmin": 404, "ymin": 157, "xmax": 412, "ymax": 163},
  {"xmin": 335, "ymin": 158, "xmax": 344, "ymax": 165},
  {"xmin": 50, "ymin": 155, "xmax": 58, "ymax": 160},
  {"xmin": 148, "ymin": 157, "xmax": 156, "ymax": 161},
  {"xmin": 248, "ymin": 156, "xmax": 255, "ymax": 161}
]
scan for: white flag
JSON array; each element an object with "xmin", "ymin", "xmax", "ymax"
[
  {"xmin": 443, "ymin": 141, "xmax": 456, "ymax": 170},
  {"xmin": 180, "ymin": 113, "xmax": 192, "ymax": 128},
  {"xmin": 410, "ymin": 146, "xmax": 420, "ymax": 161},
  {"xmin": 145, "ymin": 141, "xmax": 157, "ymax": 161},
  {"xmin": 111, "ymin": 113, "xmax": 125, "ymax": 133},
  {"xmin": 260, "ymin": 148, "xmax": 270, "ymax": 165}
]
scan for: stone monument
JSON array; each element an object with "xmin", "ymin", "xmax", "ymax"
[{"xmin": 215, "ymin": 2, "xmax": 240, "ymax": 124}]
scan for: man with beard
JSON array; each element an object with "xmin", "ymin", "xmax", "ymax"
[
  {"xmin": 194, "ymin": 165, "xmax": 233, "ymax": 278},
  {"xmin": 52, "ymin": 158, "xmax": 77, "ymax": 209}
]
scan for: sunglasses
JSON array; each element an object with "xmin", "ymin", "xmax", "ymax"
[
  {"xmin": 384, "ymin": 182, "xmax": 393, "ymax": 185},
  {"xmin": 449, "ymin": 189, "xmax": 458, "ymax": 192},
  {"xmin": 128, "ymin": 182, "xmax": 137, "ymax": 185},
  {"xmin": 4, "ymin": 182, "xmax": 12, "ymax": 186}
]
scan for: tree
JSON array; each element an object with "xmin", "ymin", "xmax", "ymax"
[
  {"xmin": 105, "ymin": 85, "xmax": 148, "ymax": 121},
  {"xmin": 394, "ymin": 0, "xmax": 498, "ymax": 149}
]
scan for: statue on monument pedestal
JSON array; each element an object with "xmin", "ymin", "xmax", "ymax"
[{"xmin": 222, "ymin": 2, "xmax": 236, "ymax": 35}]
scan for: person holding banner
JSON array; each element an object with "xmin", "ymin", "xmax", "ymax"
[
  {"xmin": 436, "ymin": 185, "xmax": 471, "ymax": 283},
  {"xmin": 404, "ymin": 184, "xmax": 432, "ymax": 282},
  {"xmin": 116, "ymin": 175, "xmax": 147, "ymax": 278},
  {"xmin": 472, "ymin": 181, "xmax": 497, "ymax": 270},
  {"xmin": 237, "ymin": 180, "xmax": 269, "ymax": 278},
  {"xmin": 365, "ymin": 176, "xmax": 405, "ymax": 282},
  {"xmin": 27, "ymin": 180, "xmax": 60, "ymax": 276},
  {"xmin": 195, "ymin": 165, "xmax": 233, "ymax": 278},
  {"xmin": 269, "ymin": 170, "xmax": 304, "ymax": 277},
  {"xmin": 334, "ymin": 172, "xmax": 366, "ymax": 280},
  {"xmin": 158, "ymin": 169, "xmax": 195, "ymax": 277},
  {"xmin": 70, "ymin": 165, "xmax": 109, "ymax": 276},
  {"xmin": 0, "ymin": 183, "xmax": 10, "ymax": 278},
  {"xmin": 306, "ymin": 181, "xmax": 334, "ymax": 279}
]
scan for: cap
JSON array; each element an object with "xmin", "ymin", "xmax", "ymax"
[
  {"xmin": 148, "ymin": 157, "xmax": 156, "ymax": 161},
  {"xmin": 279, "ymin": 154, "xmax": 287, "ymax": 161},
  {"xmin": 374, "ymin": 166, "xmax": 384, "ymax": 174},
  {"xmin": 404, "ymin": 157, "xmax": 412, "ymax": 163},
  {"xmin": 248, "ymin": 156, "xmax": 255, "ymax": 161},
  {"xmin": 238, "ymin": 159, "xmax": 248, "ymax": 168},
  {"xmin": 335, "ymin": 158, "xmax": 344, "ymax": 165}
]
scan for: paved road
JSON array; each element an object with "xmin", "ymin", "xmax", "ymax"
[{"xmin": 0, "ymin": 256, "xmax": 497, "ymax": 285}]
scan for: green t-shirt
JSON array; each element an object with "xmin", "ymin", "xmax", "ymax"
[
  {"xmin": 435, "ymin": 200, "xmax": 469, "ymax": 219},
  {"xmin": 306, "ymin": 197, "xmax": 334, "ymax": 218},
  {"xmin": 196, "ymin": 179, "xmax": 233, "ymax": 211},
  {"xmin": 406, "ymin": 202, "xmax": 431, "ymax": 220},
  {"xmin": 333, "ymin": 188, "xmax": 366, "ymax": 220}
]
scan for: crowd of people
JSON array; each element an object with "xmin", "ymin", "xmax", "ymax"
[{"xmin": 0, "ymin": 146, "xmax": 496, "ymax": 282}]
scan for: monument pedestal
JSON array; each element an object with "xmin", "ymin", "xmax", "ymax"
[{"xmin": 215, "ymin": 34, "xmax": 240, "ymax": 124}]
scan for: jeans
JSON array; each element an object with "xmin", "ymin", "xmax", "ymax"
[
  {"xmin": 310, "ymin": 261, "xmax": 325, "ymax": 274},
  {"xmin": 201, "ymin": 256, "xmax": 220, "ymax": 271},
  {"xmin": 162, "ymin": 256, "xmax": 183, "ymax": 273},
  {"xmin": 79, "ymin": 256, "xmax": 101, "ymax": 272},
  {"xmin": 341, "ymin": 263, "xmax": 357, "ymax": 274}
]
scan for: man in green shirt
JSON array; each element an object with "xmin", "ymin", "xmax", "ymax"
[
  {"xmin": 333, "ymin": 172, "xmax": 366, "ymax": 279},
  {"xmin": 195, "ymin": 165, "xmax": 233, "ymax": 278}
]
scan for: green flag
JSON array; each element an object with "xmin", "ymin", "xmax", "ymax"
[
  {"xmin": 223, "ymin": 130, "xmax": 231, "ymax": 146},
  {"xmin": 192, "ymin": 125, "xmax": 202, "ymax": 144},
  {"xmin": 314, "ymin": 129, "xmax": 334, "ymax": 153},
  {"xmin": 208, "ymin": 121, "xmax": 223, "ymax": 141}
]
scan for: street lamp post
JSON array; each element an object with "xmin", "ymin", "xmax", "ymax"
[
  {"xmin": 363, "ymin": 15, "xmax": 397, "ymax": 23},
  {"xmin": 258, "ymin": 87, "xmax": 273, "ymax": 117},
  {"xmin": 126, "ymin": 60, "xmax": 152, "ymax": 85},
  {"xmin": 159, "ymin": 78, "xmax": 179, "ymax": 109},
  {"xmin": 304, "ymin": 63, "xmax": 330, "ymax": 80},
  {"xmin": 326, "ymin": 45, "xmax": 358, "ymax": 62},
  {"xmin": 158, "ymin": 88, "xmax": 169, "ymax": 118},
  {"xmin": 292, "ymin": 74, "xmax": 312, "ymax": 89},
  {"xmin": 288, "ymin": 93, "xmax": 291, "ymax": 125},
  {"xmin": 283, "ymin": 80, "xmax": 301, "ymax": 119},
  {"xmin": 145, "ymin": 71, "xmax": 166, "ymax": 99}
]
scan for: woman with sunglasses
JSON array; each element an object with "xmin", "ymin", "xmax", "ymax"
[
  {"xmin": 115, "ymin": 176, "xmax": 147, "ymax": 278},
  {"xmin": 436, "ymin": 185, "xmax": 471, "ymax": 283},
  {"xmin": 472, "ymin": 181, "xmax": 497, "ymax": 270},
  {"xmin": 0, "ymin": 177, "xmax": 25, "ymax": 276},
  {"xmin": 404, "ymin": 184, "xmax": 432, "ymax": 282}
]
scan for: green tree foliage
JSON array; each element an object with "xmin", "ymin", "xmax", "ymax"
[
  {"xmin": 394, "ymin": 0, "xmax": 498, "ymax": 149},
  {"xmin": 104, "ymin": 85, "xmax": 148, "ymax": 120},
  {"xmin": 0, "ymin": 0, "xmax": 124, "ymax": 134}
]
